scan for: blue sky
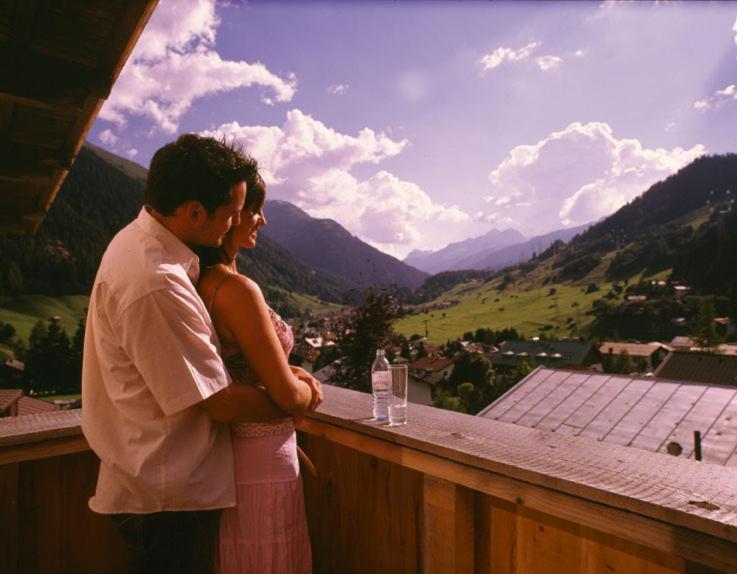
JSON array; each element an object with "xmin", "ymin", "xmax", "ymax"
[{"xmin": 91, "ymin": 0, "xmax": 737, "ymax": 258}]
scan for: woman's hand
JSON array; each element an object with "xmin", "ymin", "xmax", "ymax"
[{"xmin": 290, "ymin": 366, "xmax": 323, "ymax": 411}]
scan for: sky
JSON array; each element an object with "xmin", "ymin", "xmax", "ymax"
[{"xmin": 91, "ymin": 0, "xmax": 737, "ymax": 259}]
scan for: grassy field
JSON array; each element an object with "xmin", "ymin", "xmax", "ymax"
[
  {"xmin": 395, "ymin": 281, "xmax": 613, "ymax": 343},
  {"xmin": 0, "ymin": 295, "xmax": 90, "ymax": 343},
  {"xmin": 0, "ymin": 290, "xmax": 341, "ymax": 349}
]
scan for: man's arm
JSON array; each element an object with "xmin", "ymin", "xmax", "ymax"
[{"xmin": 201, "ymin": 383, "xmax": 287, "ymax": 423}]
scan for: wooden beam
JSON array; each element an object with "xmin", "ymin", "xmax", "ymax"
[
  {"xmin": 298, "ymin": 417, "xmax": 737, "ymax": 573},
  {"xmin": 421, "ymin": 476, "xmax": 475, "ymax": 574}
]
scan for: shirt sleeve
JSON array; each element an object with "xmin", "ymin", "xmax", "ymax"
[{"xmin": 117, "ymin": 276, "xmax": 231, "ymax": 416}]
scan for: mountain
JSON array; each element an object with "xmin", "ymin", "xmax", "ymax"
[
  {"xmin": 0, "ymin": 144, "xmax": 352, "ymax": 305},
  {"xmin": 467, "ymin": 223, "xmax": 592, "ymax": 271},
  {"xmin": 404, "ymin": 228, "xmax": 525, "ymax": 274},
  {"xmin": 261, "ymin": 200, "xmax": 428, "ymax": 289}
]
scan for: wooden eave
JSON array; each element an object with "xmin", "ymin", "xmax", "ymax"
[{"xmin": 0, "ymin": 0, "xmax": 158, "ymax": 234}]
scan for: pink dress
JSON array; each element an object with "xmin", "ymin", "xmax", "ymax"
[{"xmin": 216, "ymin": 306, "xmax": 312, "ymax": 574}]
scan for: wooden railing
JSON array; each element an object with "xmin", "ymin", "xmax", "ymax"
[{"xmin": 1, "ymin": 385, "xmax": 736, "ymax": 573}]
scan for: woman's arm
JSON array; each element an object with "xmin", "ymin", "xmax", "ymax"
[{"xmin": 212, "ymin": 274, "xmax": 314, "ymax": 415}]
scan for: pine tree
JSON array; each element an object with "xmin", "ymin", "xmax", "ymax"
[{"xmin": 692, "ymin": 297, "xmax": 722, "ymax": 350}]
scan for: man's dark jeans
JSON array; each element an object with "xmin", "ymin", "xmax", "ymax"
[{"xmin": 111, "ymin": 510, "xmax": 221, "ymax": 574}]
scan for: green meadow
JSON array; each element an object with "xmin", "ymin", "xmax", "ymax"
[
  {"xmin": 0, "ymin": 295, "xmax": 90, "ymax": 343},
  {"xmin": 395, "ymin": 281, "xmax": 615, "ymax": 344}
]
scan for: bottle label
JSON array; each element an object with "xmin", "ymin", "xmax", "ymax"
[{"xmin": 372, "ymin": 371, "xmax": 390, "ymax": 393}]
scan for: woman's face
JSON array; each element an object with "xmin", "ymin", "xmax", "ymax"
[{"xmin": 230, "ymin": 203, "xmax": 267, "ymax": 249}]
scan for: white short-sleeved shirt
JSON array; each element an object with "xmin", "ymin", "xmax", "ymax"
[{"xmin": 82, "ymin": 207, "xmax": 235, "ymax": 514}]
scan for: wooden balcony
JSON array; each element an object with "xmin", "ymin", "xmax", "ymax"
[{"xmin": 1, "ymin": 384, "xmax": 736, "ymax": 573}]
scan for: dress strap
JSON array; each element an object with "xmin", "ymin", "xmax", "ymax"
[{"xmin": 206, "ymin": 270, "xmax": 235, "ymax": 314}]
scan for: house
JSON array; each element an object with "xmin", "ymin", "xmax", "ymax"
[
  {"xmin": 599, "ymin": 342, "xmax": 669, "ymax": 372},
  {"xmin": 654, "ymin": 351, "xmax": 737, "ymax": 387},
  {"xmin": 0, "ymin": 389, "xmax": 58, "ymax": 417},
  {"xmin": 491, "ymin": 339, "xmax": 601, "ymax": 372},
  {"xmin": 478, "ymin": 367, "xmax": 737, "ymax": 466},
  {"xmin": 406, "ymin": 355, "xmax": 457, "ymax": 406}
]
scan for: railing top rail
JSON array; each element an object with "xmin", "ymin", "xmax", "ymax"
[{"xmin": 2, "ymin": 385, "xmax": 736, "ymax": 543}]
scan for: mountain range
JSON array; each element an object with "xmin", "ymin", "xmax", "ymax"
[
  {"xmin": 262, "ymin": 200, "xmax": 427, "ymax": 289},
  {"xmin": 404, "ymin": 222, "xmax": 591, "ymax": 274}
]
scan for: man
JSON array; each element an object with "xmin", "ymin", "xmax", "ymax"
[{"xmin": 82, "ymin": 135, "xmax": 298, "ymax": 573}]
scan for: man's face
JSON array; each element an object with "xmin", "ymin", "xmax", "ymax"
[{"xmin": 193, "ymin": 182, "xmax": 247, "ymax": 247}]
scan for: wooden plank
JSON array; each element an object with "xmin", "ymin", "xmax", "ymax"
[
  {"xmin": 515, "ymin": 371, "xmax": 591, "ymax": 428},
  {"xmin": 602, "ymin": 382, "xmax": 681, "ymax": 446},
  {"xmin": 535, "ymin": 373, "xmax": 610, "ymax": 432},
  {"xmin": 0, "ymin": 462, "xmax": 19, "ymax": 574},
  {"xmin": 0, "ymin": 435, "xmax": 89, "ymax": 465},
  {"xmin": 297, "ymin": 415, "xmax": 737, "ymax": 572},
  {"xmin": 658, "ymin": 387, "xmax": 737, "ymax": 459},
  {"xmin": 18, "ymin": 457, "xmax": 62, "ymax": 574},
  {"xmin": 630, "ymin": 385, "xmax": 708, "ymax": 453},
  {"xmin": 490, "ymin": 502, "xmax": 518, "ymax": 574},
  {"xmin": 300, "ymin": 433, "xmax": 422, "ymax": 574},
  {"xmin": 60, "ymin": 451, "xmax": 130, "ymax": 573},
  {"xmin": 577, "ymin": 377, "xmax": 654, "ymax": 441},
  {"xmin": 421, "ymin": 476, "xmax": 475, "ymax": 573}
]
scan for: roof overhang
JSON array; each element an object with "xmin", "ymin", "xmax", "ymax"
[{"xmin": 0, "ymin": 0, "xmax": 158, "ymax": 234}]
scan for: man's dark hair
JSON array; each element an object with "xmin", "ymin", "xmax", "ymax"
[{"xmin": 145, "ymin": 134, "xmax": 257, "ymax": 215}]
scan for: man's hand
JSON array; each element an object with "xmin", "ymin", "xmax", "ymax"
[{"xmin": 290, "ymin": 366, "xmax": 323, "ymax": 411}]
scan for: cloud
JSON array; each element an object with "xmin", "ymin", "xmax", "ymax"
[
  {"xmin": 201, "ymin": 110, "xmax": 470, "ymax": 256},
  {"xmin": 327, "ymin": 84, "xmax": 349, "ymax": 95},
  {"xmin": 99, "ymin": 0, "xmax": 296, "ymax": 134},
  {"xmin": 480, "ymin": 42, "xmax": 540, "ymax": 72},
  {"xmin": 693, "ymin": 83, "xmax": 737, "ymax": 113},
  {"xmin": 693, "ymin": 99, "xmax": 710, "ymax": 112},
  {"xmin": 734, "ymin": 16, "xmax": 737, "ymax": 46},
  {"xmin": 536, "ymin": 56, "xmax": 563, "ymax": 71},
  {"xmin": 98, "ymin": 129, "xmax": 118, "ymax": 146},
  {"xmin": 482, "ymin": 122, "xmax": 705, "ymax": 235},
  {"xmin": 125, "ymin": 148, "xmax": 139, "ymax": 158},
  {"xmin": 575, "ymin": 49, "xmax": 586, "ymax": 57}
]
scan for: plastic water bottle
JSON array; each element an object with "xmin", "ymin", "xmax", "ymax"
[{"xmin": 371, "ymin": 349, "xmax": 390, "ymax": 421}]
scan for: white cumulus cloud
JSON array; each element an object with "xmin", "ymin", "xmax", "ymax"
[
  {"xmin": 327, "ymin": 84, "xmax": 349, "ymax": 95},
  {"xmin": 201, "ymin": 110, "xmax": 469, "ymax": 256},
  {"xmin": 98, "ymin": 129, "xmax": 118, "ymax": 146},
  {"xmin": 536, "ymin": 56, "xmax": 563, "ymax": 71},
  {"xmin": 482, "ymin": 122, "xmax": 705, "ymax": 235},
  {"xmin": 480, "ymin": 42, "xmax": 540, "ymax": 72},
  {"xmin": 99, "ymin": 0, "xmax": 295, "ymax": 134}
]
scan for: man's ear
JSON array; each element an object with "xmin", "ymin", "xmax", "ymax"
[{"xmin": 181, "ymin": 201, "xmax": 207, "ymax": 225}]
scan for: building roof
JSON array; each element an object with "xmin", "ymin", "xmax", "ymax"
[
  {"xmin": 0, "ymin": 389, "xmax": 22, "ymax": 412},
  {"xmin": 0, "ymin": 0, "xmax": 157, "ymax": 234},
  {"xmin": 491, "ymin": 340, "xmax": 595, "ymax": 368},
  {"xmin": 478, "ymin": 367, "xmax": 737, "ymax": 466},
  {"xmin": 407, "ymin": 356, "xmax": 455, "ymax": 372},
  {"xmin": 599, "ymin": 342, "xmax": 666, "ymax": 358},
  {"xmin": 654, "ymin": 351, "xmax": 737, "ymax": 387},
  {"xmin": 17, "ymin": 396, "xmax": 58, "ymax": 416}
]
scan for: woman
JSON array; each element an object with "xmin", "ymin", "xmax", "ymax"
[{"xmin": 197, "ymin": 168, "xmax": 320, "ymax": 574}]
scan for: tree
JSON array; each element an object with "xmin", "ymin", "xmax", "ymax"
[
  {"xmin": 335, "ymin": 288, "xmax": 401, "ymax": 392},
  {"xmin": 692, "ymin": 297, "xmax": 722, "ymax": 350},
  {"xmin": 24, "ymin": 318, "xmax": 75, "ymax": 394}
]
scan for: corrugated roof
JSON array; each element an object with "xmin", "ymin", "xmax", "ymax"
[
  {"xmin": 0, "ymin": 388, "xmax": 22, "ymax": 412},
  {"xmin": 655, "ymin": 352, "xmax": 737, "ymax": 387},
  {"xmin": 599, "ymin": 342, "xmax": 665, "ymax": 358},
  {"xmin": 478, "ymin": 367, "xmax": 737, "ymax": 466},
  {"xmin": 407, "ymin": 356, "xmax": 455, "ymax": 372},
  {"xmin": 491, "ymin": 340, "xmax": 594, "ymax": 368},
  {"xmin": 16, "ymin": 396, "xmax": 58, "ymax": 416}
]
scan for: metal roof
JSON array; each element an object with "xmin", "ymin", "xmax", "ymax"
[{"xmin": 478, "ymin": 367, "xmax": 737, "ymax": 466}]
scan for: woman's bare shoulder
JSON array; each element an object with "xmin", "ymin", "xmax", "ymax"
[{"xmin": 218, "ymin": 272, "xmax": 265, "ymax": 309}]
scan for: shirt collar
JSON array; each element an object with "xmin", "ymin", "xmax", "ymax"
[{"xmin": 135, "ymin": 207, "xmax": 201, "ymax": 283}]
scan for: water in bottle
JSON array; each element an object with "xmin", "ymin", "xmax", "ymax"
[{"xmin": 371, "ymin": 349, "xmax": 390, "ymax": 421}]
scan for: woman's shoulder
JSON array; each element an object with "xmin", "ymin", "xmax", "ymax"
[{"xmin": 216, "ymin": 270, "xmax": 264, "ymax": 307}]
